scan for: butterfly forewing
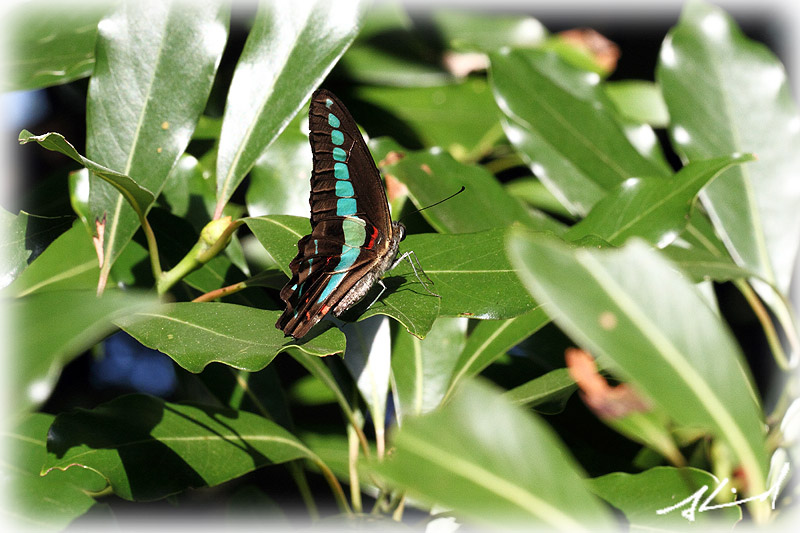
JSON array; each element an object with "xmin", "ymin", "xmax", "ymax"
[{"xmin": 276, "ymin": 89, "xmax": 400, "ymax": 338}]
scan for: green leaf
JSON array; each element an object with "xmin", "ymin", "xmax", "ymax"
[
  {"xmin": 391, "ymin": 317, "xmax": 468, "ymax": 422},
  {"xmin": 504, "ymin": 177, "xmax": 575, "ymax": 220},
  {"xmin": 44, "ymin": 394, "xmax": 314, "ymax": 501},
  {"xmin": 342, "ymin": 316, "xmax": 392, "ymax": 449},
  {"xmin": 589, "ymin": 467, "xmax": 741, "ymax": 528},
  {"xmin": 565, "ymin": 155, "xmax": 754, "ymax": 247},
  {"xmin": 490, "ymin": 48, "xmax": 670, "ymax": 216},
  {"xmin": 1, "ymin": 209, "xmax": 33, "ymax": 287},
  {"xmin": 406, "ymin": 229, "xmax": 537, "ymax": 319},
  {"xmin": 10, "ymin": 289, "xmax": 158, "ymax": 413},
  {"xmin": 2, "ymin": 413, "xmax": 102, "ymax": 530},
  {"xmin": 336, "ymin": 5, "xmax": 450, "ymax": 88},
  {"xmin": 503, "ymin": 368, "xmax": 578, "ymax": 413},
  {"xmin": 115, "ymin": 302, "xmax": 346, "ymax": 373},
  {"xmin": 506, "ymin": 230, "xmax": 769, "ymax": 514},
  {"xmin": 5, "ymin": 221, "xmax": 98, "ymax": 297},
  {"xmin": 86, "ymin": 2, "xmax": 229, "ymax": 278},
  {"xmin": 443, "ymin": 308, "xmax": 550, "ymax": 403},
  {"xmin": 431, "ymin": 10, "xmax": 546, "ymax": 53},
  {"xmin": 18, "ymin": 130, "xmax": 155, "ymax": 217},
  {"xmin": 387, "ymin": 149, "xmax": 553, "ymax": 233},
  {"xmin": 215, "ymin": 1, "xmax": 363, "ymax": 215},
  {"xmin": 289, "ymin": 374, "xmax": 338, "ymax": 405},
  {"xmin": 372, "ymin": 380, "xmax": 615, "ymax": 529},
  {"xmin": 2, "ymin": 3, "xmax": 108, "ymax": 91},
  {"xmin": 354, "ymin": 79, "xmax": 504, "ymax": 159},
  {"xmin": 662, "ymin": 244, "xmax": 764, "ymax": 284},
  {"xmin": 657, "ymin": 0, "xmax": 800, "ymax": 294},
  {"xmin": 245, "ymin": 115, "xmax": 311, "ymax": 218},
  {"xmin": 605, "ymin": 80, "xmax": 670, "ymax": 127}
]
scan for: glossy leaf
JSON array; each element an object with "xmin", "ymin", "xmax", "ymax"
[
  {"xmin": 3, "ymin": 4, "xmax": 108, "ymax": 91},
  {"xmin": 5, "ymin": 221, "xmax": 98, "ymax": 297},
  {"xmin": 215, "ymin": 0, "xmax": 363, "ymax": 215},
  {"xmin": 605, "ymin": 80, "xmax": 669, "ymax": 127},
  {"xmin": 391, "ymin": 317, "xmax": 468, "ymax": 422},
  {"xmin": 342, "ymin": 316, "xmax": 392, "ymax": 447},
  {"xmin": 663, "ymin": 244, "xmax": 764, "ymax": 285},
  {"xmin": 657, "ymin": 1, "xmax": 800, "ymax": 294},
  {"xmin": 589, "ymin": 467, "xmax": 741, "ymax": 527},
  {"xmin": 11, "ymin": 289, "xmax": 158, "ymax": 413},
  {"xmin": 503, "ymin": 368, "xmax": 577, "ymax": 413},
  {"xmin": 387, "ymin": 150, "xmax": 554, "ymax": 234},
  {"xmin": 372, "ymin": 380, "xmax": 615, "ymax": 529},
  {"xmin": 506, "ymin": 230, "xmax": 769, "ymax": 514},
  {"xmin": 18, "ymin": 130, "xmax": 155, "ymax": 217},
  {"xmin": 405, "ymin": 229, "xmax": 537, "ymax": 319},
  {"xmin": 491, "ymin": 48, "xmax": 670, "ymax": 216},
  {"xmin": 443, "ymin": 308, "xmax": 550, "ymax": 403},
  {"xmin": 115, "ymin": 302, "xmax": 346, "ymax": 373},
  {"xmin": 44, "ymin": 394, "xmax": 314, "ymax": 501},
  {"xmin": 565, "ymin": 155, "xmax": 754, "ymax": 248},
  {"xmin": 504, "ymin": 177, "xmax": 575, "ymax": 220},
  {"xmin": 86, "ymin": 2, "xmax": 229, "ymax": 279},
  {"xmin": 2, "ymin": 414, "xmax": 101, "ymax": 530},
  {"xmin": 354, "ymin": 79, "xmax": 504, "ymax": 159},
  {"xmin": 246, "ymin": 115, "xmax": 311, "ymax": 218},
  {"xmin": 432, "ymin": 10, "xmax": 546, "ymax": 53},
  {"xmin": 1, "ymin": 209, "xmax": 33, "ymax": 287}
]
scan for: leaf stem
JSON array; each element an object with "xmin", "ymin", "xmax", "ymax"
[
  {"xmin": 140, "ymin": 214, "xmax": 163, "ymax": 281},
  {"xmin": 348, "ymin": 421, "xmax": 363, "ymax": 513},
  {"xmin": 734, "ymin": 280, "xmax": 791, "ymax": 371},
  {"xmin": 156, "ymin": 217, "xmax": 242, "ymax": 295},
  {"xmin": 192, "ymin": 281, "xmax": 248, "ymax": 302}
]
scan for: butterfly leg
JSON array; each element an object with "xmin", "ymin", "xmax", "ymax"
[
  {"xmin": 363, "ymin": 279, "xmax": 388, "ymax": 311},
  {"xmin": 392, "ymin": 251, "xmax": 439, "ymax": 297}
]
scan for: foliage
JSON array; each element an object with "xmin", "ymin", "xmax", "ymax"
[{"xmin": 3, "ymin": 0, "xmax": 798, "ymax": 530}]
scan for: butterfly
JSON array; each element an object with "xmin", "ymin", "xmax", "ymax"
[{"xmin": 275, "ymin": 89, "xmax": 427, "ymax": 339}]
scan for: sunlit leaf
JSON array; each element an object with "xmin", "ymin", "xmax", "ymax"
[
  {"xmin": 657, "ymin": 0, "xmax": 800, "ymax": 294},
  {"xmin": 506, "ymin": 230, "xmax": 769, "ymax": 517}
]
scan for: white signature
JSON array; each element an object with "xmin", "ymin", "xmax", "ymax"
[{"xmin": 655, "ymin": 462, "xmax": 790, "ymax": 522}]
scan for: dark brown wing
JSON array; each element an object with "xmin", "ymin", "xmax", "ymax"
[
  {"xmin": 276, "ymin": 90, "xmax": 397, "ymax": 338},
  {"xmin": 307, "ymin": 89, "xmax": 393, "ymax": 232}
]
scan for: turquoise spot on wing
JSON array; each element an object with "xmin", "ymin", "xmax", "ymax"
[
  {"xmin": 336, "ymin": 180, "xmax": 354, "ymax": 197},
  {"xmin": 325, "ymin": 98, "xmax": 333, "ymax": 108},
  {"xmin": 332, "ymin": 147, "xmax": 347, "ymax": 162},
  {"xmin": 334, "ymin": 162, "xmax": 349, "ymax": 180},
  {"xmin": 328, "ymin": 113, "xmax": 340, "ymax": 128},
  {"xmin": 331, "ymin": 130, "xmax": 344, "ymax": 145},
  {"xmin": 336, "ymin": 198, "xmax": 357, "ymax": 216}
]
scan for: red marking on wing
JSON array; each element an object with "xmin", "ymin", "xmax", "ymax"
[
  {"xmin": 320, "ymin": 304, "xmax": 331, "ymax": 316},
  {"xmin": 365, "ymin": 226, "xmax": 379, "ymax": 250}
]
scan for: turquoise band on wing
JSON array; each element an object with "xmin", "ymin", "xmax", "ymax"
[
  {"xmin": 331, "ymin": 130, "xmax": 344, "ymax": 145},
  {"xmin": 328, "ymin": 113, "xmax": 341, "ymax": 128},
  {"xmin": 334, "ymin": 162, "xmax": 349, "ymax": 180},
  {"xmin": 336, "ymin": 180, "xmax": 354, "ymax": 197},
  {"xmin": 336, "ymin": 198, "xmax": 357, "ymax": 216},
  {"xmin": 332, "ymin": 147, "xmax": 347, "ymax": 162}
]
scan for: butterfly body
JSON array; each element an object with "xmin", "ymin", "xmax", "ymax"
[{"xmin": 276, "ymin": 89, "xmax": 406, "ymax": 339}]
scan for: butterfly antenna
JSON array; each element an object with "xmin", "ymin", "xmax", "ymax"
[{"xmin": 400, "ymin": 186, "xmax": 465, "ymax": 222}]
